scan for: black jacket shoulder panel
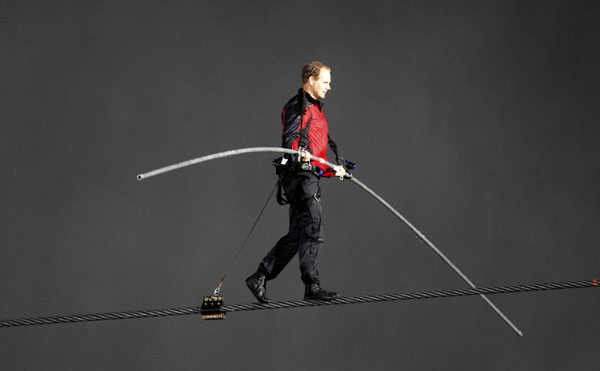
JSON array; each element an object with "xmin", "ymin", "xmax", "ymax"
[{"xmin": 281, "ymin": 90, "xmax": 311, "ymax": 150}]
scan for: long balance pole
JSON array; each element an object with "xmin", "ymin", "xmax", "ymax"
[{"xmin": 137, "ymin": 147, "xmax": 523, "ymax": 336}]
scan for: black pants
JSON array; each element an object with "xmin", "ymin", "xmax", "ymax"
[{"xmin": 258, "ymin": 171, "xmax": 324, "ymax": 285}]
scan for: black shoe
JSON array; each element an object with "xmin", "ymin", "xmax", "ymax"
[
  {"xmin": 304, "ymin": 284, "xmax": 340, "ymax": 301},
  {"xmin": 246, "ymin": 272, "xmax": 272, "ymax": 303}
]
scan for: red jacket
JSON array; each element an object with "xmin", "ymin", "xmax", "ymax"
[{"xmin": 281, "ymin": 90, "xmax": 335, "ymax": 177}]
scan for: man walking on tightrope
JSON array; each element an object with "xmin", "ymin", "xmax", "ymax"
[{"xmin": 246, "ymin": 61, "xmax": 346, "ymax": 303}]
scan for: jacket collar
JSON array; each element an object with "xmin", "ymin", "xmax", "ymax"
[{"xmin": 302, "ymin": 90, "xmax": 323, "ymax": 110}]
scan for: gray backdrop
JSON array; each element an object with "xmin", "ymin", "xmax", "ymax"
[{"xmin": 1, "ymin": 1, "xmax": 599, "ymax": 370}]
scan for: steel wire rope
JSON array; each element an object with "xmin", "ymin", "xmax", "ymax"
[{"xmin": 1, "ymin": 279, "xmax": 596, "ymax": 328}]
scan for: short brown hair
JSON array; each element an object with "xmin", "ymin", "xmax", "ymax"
[{"xmin": 302, "ymin": 61, "xmax": 331, "ymax": 84}]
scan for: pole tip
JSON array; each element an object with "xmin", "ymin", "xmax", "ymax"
[{"xmin": 136, "ymin": 174, "xmax": 144, "ymax": 181}]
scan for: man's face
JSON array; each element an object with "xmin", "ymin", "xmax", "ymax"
[{"xmin": 309, "ymin": 69, "xmax": 331, "ymax": 100}]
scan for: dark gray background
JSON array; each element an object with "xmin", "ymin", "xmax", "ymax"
[{"xmin": 1, "ymin": 1, "xmax": 599, "ymax": 370}]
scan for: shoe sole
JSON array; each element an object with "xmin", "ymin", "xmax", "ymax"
[{"xmin": 304, "ymin": 294, "xmax": 340, "ymax": 301}]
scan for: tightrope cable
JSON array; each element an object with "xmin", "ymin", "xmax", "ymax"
[{"xmin": 1, "ymin": 279, "xmax": 596, "ymax": 328}]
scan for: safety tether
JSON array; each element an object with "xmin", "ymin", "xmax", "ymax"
[{"xmin": 212, "ymin": 181, "xmax": 278, "ymax": 296}]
